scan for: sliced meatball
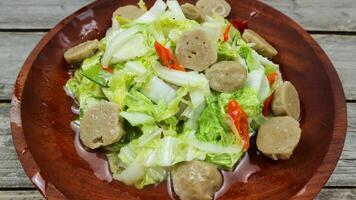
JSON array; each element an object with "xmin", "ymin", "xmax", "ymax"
[
  {"xmin": 80, "ymin": 101, "xmax": 125, "ymax": 149},
  {"xmin": 257, "ymin": 116, "xmax": 301, "ymax": 160},
  {"xmin": 242, "ymin": 29, "xmax": 278, "ymax": 58},
  {"xmin": 205, "ymin": 61, "xmax": 247, "ymax": 93},
  {"xmin": 272, "ymin": 81, "xmax": 300, "ymax": 120},
  {"xmin": 172, "ymin": 160, "xmax": 222, "ymax": 200},
  {"xmin": 196, "ymin": 0, "xmax": 231, "ymax": 18},
  {"xmin": 113, "ymin": 5, "xmax": 145, "ymax": 20},
  {"xmin": 181, "ymin": 3, "xmax": 205, "ymax": 23},
  {"xmin": 175, "ymin": 29, "xmax": 217, "ymax": 71},
  {"xmin": 64, "ymin": 39, "xmax": 99, "ymax": 65}
]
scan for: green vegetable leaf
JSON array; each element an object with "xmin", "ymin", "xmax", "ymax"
[
  {"xmin": 126, "ymin": 89, "xmax": 155, "ymax": 115},
  {"xmin": 160, "ymin": 116, "xmax": 179, "ymax": 137},
  {"xmin": 153, "ymin": 87, "xmax": 189, "ymax": 121},
  {"xmin": 104, "ymin": 121, "xmax": 143, "ymax": 152},
  {"xmin": 111, "ymin": 33, "xmax": 150, "ymax": 63},
  {"xmin": 115, "ymin": 15, "xmax": 132, "ymax": 26},
  {"xmin": 65, "ymin": 70, "xmax": 83, "ymax": 96},
  {"xmin": 197, "ymin": 95, "xmax": 235, "ymax": 146},
  {"xmin": 245, "ymin": 69, "xmax": 271, "ymax": 102},
  {"xmin": 138, "ymin": 0, "xmax": 148, "ymax": 11},
  {"xmin": 80, "ymin": 51, "xmax": 112, "ymax": 87},
  {"xmin": 135, "ymin": 167, "xmax": 166, "ymax": 189},
  {"xmin": 206, "ymin": 152, "xmax": 243, "ymax": 169},
  {"xmin": 227, "ymin": 87, "xmax": 262, "ymax": 119},
  {"xmin": 239, "ymin": 44, "xmax": 262, "ymax": 71},
  {"xmin": 103, "ymin": 69, "xmax": 135, "ymax": 110},
  {"xmin": 65, "ymin": 70, "xmax": 106, "ymax": 115},
  {"xmin": 217, "ymin": 42, "xmax": 238, "ymax": 61},
  {"xmin": 154, "ymin": 17, "xmax": 199, "ymax": 45},
  {"xmin": 250, "ymin": 113, "xmax": 267, "ymax": 130},
  {"xmin": 120, "ymin": 112, "xmax": 155, "ymax": 126}
]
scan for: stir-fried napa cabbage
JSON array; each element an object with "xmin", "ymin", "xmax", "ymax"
[{"xmin": 65, "ymin": 0, "xmax": 282, "ymax": 188}]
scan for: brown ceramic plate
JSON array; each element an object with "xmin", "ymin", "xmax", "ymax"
[{"xmin": 10, "ymin": 0, "xmax": 347, "ymax": 199}]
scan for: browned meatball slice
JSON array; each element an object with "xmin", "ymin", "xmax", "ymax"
[
  {"xmin": 196, "ymin": 0, "xmax": 231, "ymax": 18},
  {"xmin": 172, "ymin": 160, "xmax": 222, "ymax": 200},
  {"xmin": 113, "ymin": 5, "xmax": 145, "ymax": 20},
  {"xmin": 242, "ymin": 29, "xmax": 278, "ymax": 58},
  {"xmin": 257, "ymin": 116, "xmax": 301, "ymax": 160},
  {"xmin": 272, "ymin": 81, "xmax": 300, "ymax": 120},
  {"xmin": 80, "ymin": 101, "xmax": 125, "ymax": 149},
  {"xmin": 176, "ymin": 29, "xmax": 217, "ymax": 71},
  {"xmin": 205, "ymin": 61, "xmax": 247, "ymax": 93},
  {"xmin": 181, "ymin": 3, "xmax": 205, "ymax": 23},
  {"xmin": 64, "ymin": 39, "xmax": 99, "ymax": 65}
]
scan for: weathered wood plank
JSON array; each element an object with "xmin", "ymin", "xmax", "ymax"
[
  {"xmin": 316, "ymin": 188, "xmax": 356, "ymax": 200},
  {"xmin": 312, "ymin": 34, "xmax": 356, "ymax": 101},
  {"xmin": 0, "ymin": 0, "xmax": 355, "ymax": 31},
  {"xmin": 0, "ymin": 0, "xmax": 92, "ymax": 30},
  {"xmin": 0, "ymin": 190, "xmax": 44, "ymax": 200},
  {"xmin": 0, "ymin": 33, "xmax": 355, "ymax": 100},
  {"xmin": 325, "ymin": 102, "xmax": 356, "ymax": 187},
  {"xmin": 262, "ymin": 0, "xmax": 356, "ymax": 32},
  {"xmin": 0, "ymin": 188, "xmax": 355, "ymax": 200},
  {"xmin": 327, "ymin": 159, "xmax": 356, "ymax": 187},
  {"xmin": 0, "ymin": 102, "xmax": 355, "ymax": 188},
  {"xmin": 0, "ymin": 32, "xmax": 44, "ymax": 100},
  {"xmin": 0, "ymin": 104, "xmax": 33, "ymax": 188}
]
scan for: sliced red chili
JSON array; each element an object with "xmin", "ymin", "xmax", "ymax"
[
  {"xmin": 154, "ymin": 41, "xmax": 185, "ymax": 71},
  {"xmin": 226, "ymin": 99, "xmax": 250, "ymax": 150},
  {"xmin": 223, "ymin": 24, "xmax": 232, "ymax": 42},
  {"xmin": 262, "ymin": 93, "xmax": 274, "ymax": 116},
  {"xmin": 102, "ymin": 65, "xmax": 113, "ymax": 73},
  {"xmin": 230, "ymin": 19, "xmax": 248, "ymax": 33},
  {"xmin": 267, "ymin": 72, "xmax": 278, "ymax": 85}
]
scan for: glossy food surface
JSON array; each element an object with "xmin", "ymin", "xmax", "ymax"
[{"xmin": 10, "ymin": 0, "xmax": 347, "ymax": 199}]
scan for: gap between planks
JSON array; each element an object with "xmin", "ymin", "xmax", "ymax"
[
  {"xmin": 0, "ymin": 29, "xmax": 50, "ymax": 33},
  {"xmin": 308, "ymin": 31, "xmax": 356, "ymax": 36}
]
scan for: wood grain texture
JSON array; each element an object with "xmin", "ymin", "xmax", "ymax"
[
  {"xmin": 0, "ymin": 0, "xmax": 92, "ymax": 30},
  {"xmin": 0, "ymin": 33, "xmax": 354, "ymax": 100},
  {"xmin": 0, "ymin": 102, "xmax": 354, "ymax": 188},
  {"xmin": 316, "ymin": 189, "xmax": 356, "ymax": 200},
  {"xmin": 1, "ymin": 188, "xmax": 355, "ymax": 200},
  {"xmin": 262, "ymin": 0, "xmax": 356, "ymax": 32},
  {"xmin": 3, "ymin": 185, "xmax": 354, "ymax": 199},
  {"xmin": 0, "ymin": 104, "xmax": 32, "ymax": 188},
  {"xmin": 0, "ymin": 0, "xmax": 355, "ymax": 31},
  {"xmin": 0, "ymin": 191, "xmax": 44, "ymax": 200},
  {"xmin": 312, "ymin": 34, "xmax": 356, "ymax": 101},
  {"xmin": 0, "ymin": 32, "xmax": 44, "ymax": 100}
]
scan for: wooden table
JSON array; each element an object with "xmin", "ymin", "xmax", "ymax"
[{"xmin": 0, "ymin": 0, "xmax": 355, "ymax": 199}]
